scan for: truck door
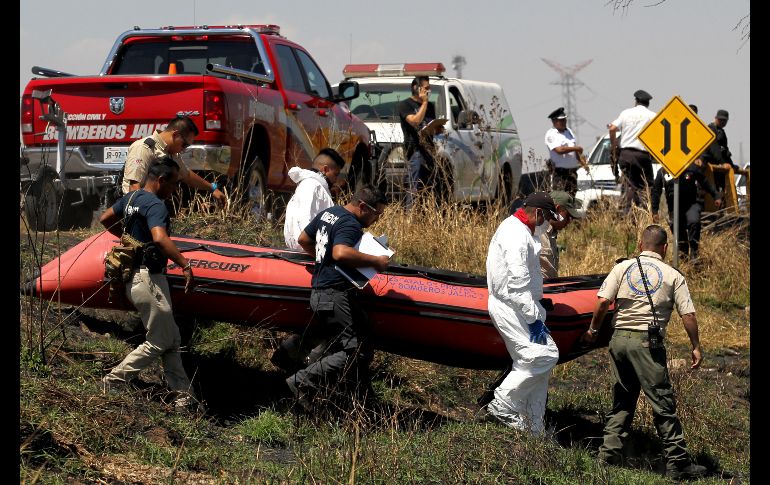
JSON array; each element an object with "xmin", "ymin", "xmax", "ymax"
[
  {"xmin": 272, "ymin": 44, "xmax": 325, "ymax": 177},
  {"xmin": 445, "ymin": 84, "xmax": 485, "ymax": 200}
]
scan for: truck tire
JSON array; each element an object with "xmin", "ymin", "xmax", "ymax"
[
  {"xmin": 24, "ymin": 176, "xmax": 61, "ymax": 232},
  {"xmin": 346, "ymin": 149, "xmax": 371, "ymax": 195},
  {"xmin": 241, "ymin": 158, "xmax": 268, "ymax": 219},
  {"xmin": 496, "ymin": 164, "xmax": 515, "ymax": 210},
  {"xmin": 61, "ymin": 190, "xmax": 95, "ymax": 230},
  {"xmin": 432, "ymin": 155, "xmax": 454, "ymax": 204}
]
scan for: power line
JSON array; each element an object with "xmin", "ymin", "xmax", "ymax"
[{"xmin": 541, "ymin": 58, "xmax": 592, "ymax": 141}]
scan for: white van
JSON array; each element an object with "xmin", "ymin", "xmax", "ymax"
[{"xmin": 337, "ymin": 63, "xmax": 522, "ymax": 204}]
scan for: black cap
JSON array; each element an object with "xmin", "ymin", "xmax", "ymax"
[
  {"xmin": 716, "ymin": 109, "xmax": 729, "ymax": 120},
  {"xmin": 634, "ymin": 89, "xmax": 652, "ymax": 102},
  {"xmin": 688, "ymin": 104, "xmax": 698, "ymax": 114},
  {"xmin": 548, "ymin": 107, "xmax": 567, "ymax": 120},
  {"xmin": 522, "ymin": 192, "xmax": 558, "ymax": 220}
]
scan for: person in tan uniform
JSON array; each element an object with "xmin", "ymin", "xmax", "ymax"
[
  {"xmin": 539, "ymin": 190, "xmax": 583, "ymax": 279},
  {"xmin": 581, "ymin": 224, "xmax": 707, "ymax": 480},
  {"xmin": 122, "ymin": 116, "xmax": 226, "ymax": 205}
]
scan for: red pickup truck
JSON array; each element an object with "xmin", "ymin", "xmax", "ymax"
[{"xmin": 21, "ymin": 24, "xmax": 372, "ymax": 230}]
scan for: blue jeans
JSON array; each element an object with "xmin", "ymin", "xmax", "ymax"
[{"xmin": 404, "ymin": 150, "xmax": 426, "ymax": 208}]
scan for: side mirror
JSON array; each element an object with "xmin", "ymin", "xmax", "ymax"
[
  {"xmin": 457, "ymin": 109, "xmax": 479, "ymax": 129},
  {"xmin": 334, "ymin": 80, "xmax": 360, "ymax": 102}
]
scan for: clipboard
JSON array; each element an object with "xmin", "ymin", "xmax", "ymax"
[
  {"xmin": 334, "ymin": 232, "xmax": 394, "ymax": 289},
  {"xmin": 420, "ymin": 118, "xmax": 448, "ymax": 137}
]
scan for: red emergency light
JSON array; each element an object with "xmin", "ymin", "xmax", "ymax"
[
  {"xmin": 161, "ymin": 25, "xmax": 281, "ymax": 35},
  {"xmin": 343, "ymin": 63, "xmax": 446, "ymax": 78}
]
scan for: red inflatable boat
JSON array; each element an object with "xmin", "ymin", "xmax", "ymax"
[{"xmin": 26, "ymin": 231, "xmax": 613, "ymax": 369}]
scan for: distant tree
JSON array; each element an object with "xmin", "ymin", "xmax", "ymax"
[{"xmin": 606, "ymin": 0, "xmax": 749, "ymax": 51}]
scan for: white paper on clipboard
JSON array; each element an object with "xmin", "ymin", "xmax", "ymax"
[
  {"xmin": 420, "ymin": 118, "xmax": 448, "ymax": 136},
  {"xmin": 334, "ymin": 232, "xmax": 394, "ymax": 289}
]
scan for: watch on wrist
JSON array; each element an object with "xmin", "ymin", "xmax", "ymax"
[{"xmin": 588, "ymin": 327, "xmax": 599, "ymax": 336}]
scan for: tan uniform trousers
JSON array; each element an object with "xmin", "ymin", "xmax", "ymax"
[{"xmin": 105, "ymin": 268, "xmax": 191, "ymax": 393}]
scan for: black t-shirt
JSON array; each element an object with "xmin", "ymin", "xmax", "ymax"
[
  {"xmin": 303, "ymin": 205, "xmax": 363, "ymax": 289},
  {"xmin": 703, "ymin": 122, "xmax": 735, "ymax": 167},
  {"xmin": 111, "ymin": 189, "xmax": 171, "ymax": 273},
  {"xmin": 397, "ymin": 97, "xmax": 436, "ymax": 159}
]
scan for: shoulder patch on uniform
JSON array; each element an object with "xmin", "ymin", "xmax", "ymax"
[{"xmin": 143, "ymin": 138, "xmax": 156, "ymax": 148}]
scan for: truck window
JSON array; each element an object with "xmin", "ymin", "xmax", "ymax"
[
  {"xmin": 295, "ymin": 50, "xmax": 331, "ymax": 99},
  {"xmin": 112, "ymin": 39, "xmax": 264, "ymax": 76},
  {"xmin": 448, "ymin": 86, "xmax": 467, "ymax": 125},
  {"xmin": 274, "ymin": 45, "xmax": 307, "ymax": 93},
  {"xmin": 349, "ymin": 84, "xmax": 444, "ymax": 122}
]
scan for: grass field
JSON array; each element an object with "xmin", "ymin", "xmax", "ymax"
[{"xmin": 19, "ymin": 191, "xmax": 749, "ymax": 483}]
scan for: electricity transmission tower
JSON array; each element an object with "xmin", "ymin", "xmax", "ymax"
[
  {"xmin": 541, "ymin": 59, "xmax": 592, "ymax": 140},
  {"xmin": 451, "ymin": 55, "xmax": 466, "ymax": 78}
]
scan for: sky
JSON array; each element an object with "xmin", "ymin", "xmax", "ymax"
[{"xmin": 20, "ymin": 0, "xmax": 750, "ymax": 163}]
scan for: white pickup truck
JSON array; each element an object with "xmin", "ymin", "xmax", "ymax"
[{"xmin": 336, "ymin": 63, "xmax": 523, "ymax": 205}]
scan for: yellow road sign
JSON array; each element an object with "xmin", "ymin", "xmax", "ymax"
[{"xmin": 638, "ymin": 95, "xmax": 715, "ymax": 178}]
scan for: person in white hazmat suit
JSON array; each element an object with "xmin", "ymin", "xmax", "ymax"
[
  {"xmin": 485, "ymin": 191, "xmax": 561, "ymax": 435},
  {"xmin": 273, "ymin": 148, "xmax": 345, "ymax": 372},
  {"xmin": 283, "ymin": 148, "xmax": 344, "ymax": 250}
]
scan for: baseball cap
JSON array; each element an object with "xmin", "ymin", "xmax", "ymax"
[
  {"xmin": 522, "ymin": 192, "xmax": 558, "ymax": 220},
  {"xmin": 716, "ymin": 109, "xmax": 729, "ymax": 120},
  {"xmin": 549, "ymin": 191, "xmax": 583, "ymax": 219}
]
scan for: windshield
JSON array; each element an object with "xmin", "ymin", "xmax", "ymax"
[
  {"xmin": 348, "ymin": 83, "xmax": 445, "ymax": 122},
  {"xmin": 588, "ymin": 137, "xmax": 612, "ymax": 165},
  {"xmin": 111, "ymin": 38, "xmax": 265, "ymax": 76}
]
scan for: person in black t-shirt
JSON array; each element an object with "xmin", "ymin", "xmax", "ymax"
[
  {"xmin": 100, "ymin": 158, "xmax": 199, "ymax": 411},
  {"xmin": 285, "ymin": 184, "xmax": 390, "ymax": 410},
  {"xmin": 397, "ymin": 76, "xmax": 441, "ymax": 207}
]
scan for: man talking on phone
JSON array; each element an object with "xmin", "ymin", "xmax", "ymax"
[{"xmin": 397, "ymin": 76, "xmax": 442, "ymax": 208}]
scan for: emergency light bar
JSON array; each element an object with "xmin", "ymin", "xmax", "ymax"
[
  {"xmin": 161, "ymin": 25, "xmax": 281, "ymax": 35},
  {"xmin": 343, "ymin": 63, "xmax": 446, "ymax": 78}
]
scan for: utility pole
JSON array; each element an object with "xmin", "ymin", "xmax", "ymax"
[
  {"xmin": 451, "ymin": 55, "xmax": 466, "ymax": 78},
  {"xmin": 541, "ymin": 59, "xmax": 592, "ymax": 141}
]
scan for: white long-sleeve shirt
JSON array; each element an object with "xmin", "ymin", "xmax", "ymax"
[
  {"xmin": 283, "ymin": 167, "xmax": 334, "ymax": 250},
  {"xmin": 486, "ymin": 215, "xmax": 545, "ymax": 325}
]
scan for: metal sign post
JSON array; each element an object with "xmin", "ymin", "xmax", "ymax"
[
  {"xmin": 673, "ymin": 178, "xmax": 679, "ymax": 267},
  {"xmin": 638, "ymin": 96, "xmax": 715, "ymax": 268}
]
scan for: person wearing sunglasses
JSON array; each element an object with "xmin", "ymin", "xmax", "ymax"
[
  {"xmin": 122, "ymin": 115, "xmax": 225, "ymax": 206},
  {"xmin": 285, "ymin": 184, "xmax": 389, "ymax": 411}
]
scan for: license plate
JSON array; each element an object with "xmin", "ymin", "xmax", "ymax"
[{"xmin": 104, "ymin": 146, "xmax": 128, "ymax": 164}]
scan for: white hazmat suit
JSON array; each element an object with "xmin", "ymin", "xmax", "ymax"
[
  {"xmin": 283, "ymin": 167, "xmax": 335, "ymax": 250},
  {"xmin": 486, "ymin": 214, "xmax": 559, "ymax": 435}
]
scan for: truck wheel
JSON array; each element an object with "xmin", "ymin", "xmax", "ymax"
[
  {"xmin": 61, "ymin": 191, "xmax": 95, "ymax": 229},
  {"xmin": 242, "ymin": 158, "xmax": 268, "ymax": 219},
  {"xmin": 24, "ymin": 176, "xmax": 61, "ymax": 232},
  {"xmin": 496, "ymin": 165, "xmax": 515, "ymax": 210},
  {"xmin": 432, "ymin": 156, "xmax": 454, "ymax": 204},
  {"xmin": 346, "ymin": 150, "xmax": 370, "ymax": 195}
]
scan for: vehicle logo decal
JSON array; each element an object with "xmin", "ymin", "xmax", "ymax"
[{"xmin": 109, "ymin": 97, "xmax": 125, "ymax": 115}]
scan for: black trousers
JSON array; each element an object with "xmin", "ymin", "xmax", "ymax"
[
  {"xmin": 668, "ymin": 202, "xmax": 703, "ymax": 258},
  {"xmin": 287, "ymin": 288, "xmax": 372, "ymax": 396},
  {"xmin": 619, "ymin": 149, "xmax": 654, "ymax": 210},
  {"xmin": 552, "ymin": 167, "xmax": 578, "ymax": 196}
]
